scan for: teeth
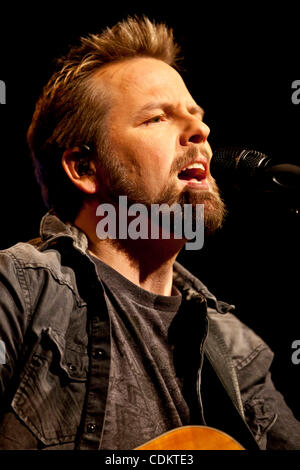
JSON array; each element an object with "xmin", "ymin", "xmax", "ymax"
[{"xmin": 181, "ymin": 162, "xmax": 206, "ymax": 172}]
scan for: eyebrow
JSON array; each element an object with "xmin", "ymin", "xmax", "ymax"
[{"xmin": 133, "ymin": 101, "xmax": 205, "ymax": 120}]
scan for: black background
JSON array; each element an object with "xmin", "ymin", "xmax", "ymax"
[{"xmin": 0, "ymin": 2, "xmax": 299, "ymax": 424}]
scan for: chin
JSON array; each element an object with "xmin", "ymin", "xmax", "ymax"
[{"xmin": 181, "ymin": 188, "xmax": 227, "ymax": 234}]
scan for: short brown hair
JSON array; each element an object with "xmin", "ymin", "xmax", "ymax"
[{"xmin": 27, "ymin": 15, "xmax": 182, "ymax": 221}]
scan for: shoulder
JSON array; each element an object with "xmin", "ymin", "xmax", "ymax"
[
  {"xmin": 207, "ymin": 308, "xmax": 274, "ymax": 388},
  {"xmin": 207, "ymin": 308, "xmax": 272, "ymax": 365},
  {"xmin": 0, "ymin": 240, "xmax": 86, "ymax": 309},
  {"xmin": 1, "ymin": 239, "xmax": 74, "ymax": 285},
  {"xmin": 1, "ymin": 239, "xmax": 62, "ymax": 270}
]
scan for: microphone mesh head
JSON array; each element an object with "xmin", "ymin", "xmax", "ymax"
[
  {"xmin": 236, "ymin": 149, "xmax": 270, "ymax": 173},
  {"xmin": 211, "ymin": 147, "xmax": 271, "ymax": 180},
  {"xmin": 211, "ymin": 147, "xmax": 238, "ymax": 171}
]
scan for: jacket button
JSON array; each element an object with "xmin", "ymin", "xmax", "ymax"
[
  {"xmin": 87, "ymin": 423, "xmax": 96, "ymax": 433},
  {"xmin": 92, "ymin": 349, "xmax": 105, "ymax": 359}
]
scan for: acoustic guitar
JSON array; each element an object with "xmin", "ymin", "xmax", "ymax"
[{"xmin": 135, "ymin": 425, "xmax": 245, "ymax": 450}]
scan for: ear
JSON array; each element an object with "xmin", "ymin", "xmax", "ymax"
[{"xmin": 62, "ymin": 147, "xmax": 99, "ymax": 194}]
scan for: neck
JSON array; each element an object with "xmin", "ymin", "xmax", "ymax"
[{"xmin": 74, "ymin": 201, "xmax": 186, "ymax": 296}]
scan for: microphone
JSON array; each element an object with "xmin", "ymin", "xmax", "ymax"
[{"xmin": 210, "ymin": 147, "xmax": 300, "ymax": 193}]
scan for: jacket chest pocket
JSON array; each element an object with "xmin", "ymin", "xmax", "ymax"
[{"xmin": 11, "ymin": 327, "xmax": 88, "ymax": 447}]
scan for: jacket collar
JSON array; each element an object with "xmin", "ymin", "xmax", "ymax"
[{"xmin": 39, "ymin": 209, "xmax": 89, "ymax": 255}]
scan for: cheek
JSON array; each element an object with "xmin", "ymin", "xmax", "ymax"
[
  {"xmin": 110, "ymin": 127, "xmax": 176, "ymax": 183},
  {"xmin": 138, "ymin": 134, "xmax": 175, "ymax": 172}
]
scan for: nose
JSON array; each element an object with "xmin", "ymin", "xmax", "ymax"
[{"xmin": 179, "ymin": 115, "xmax": 210, "ymax": 146}]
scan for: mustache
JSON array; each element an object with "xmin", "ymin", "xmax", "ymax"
[{"xmin": 170, "ymin": 146, "xmax": 210, "ymax": 174}]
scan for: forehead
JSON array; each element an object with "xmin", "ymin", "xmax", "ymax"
[{"xmin": 92, "ymin": 57, "xmax": 195, "ymax": 108}]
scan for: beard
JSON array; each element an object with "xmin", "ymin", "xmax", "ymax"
[{"xmin": 96, "ymin": 142, "xmax": 226, "ymax": 237}]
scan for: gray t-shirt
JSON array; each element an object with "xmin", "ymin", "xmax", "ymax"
[{"xmin": 89, "ymin": 255, "xmax": 190, "ymax": 450}]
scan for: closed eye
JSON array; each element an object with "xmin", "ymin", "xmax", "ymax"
[{"xmin": 143, "ymin": 114, "xmax": 166, "ymax": 125}]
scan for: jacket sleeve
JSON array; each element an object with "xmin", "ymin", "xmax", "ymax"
[
  {"xmin": 231, "ymin": 317, "xmax": 300, "ymax": 450},
  {"xmin": 0, "ymin": 251, "xmax": 30, "ymax": 400},
  {"xmin": 242, "ymin": 369, "xmax": 300, "ymax": 450},
  {"xmin": 265, "ymin": 374, "xmax": 300, "ymax": 450}
]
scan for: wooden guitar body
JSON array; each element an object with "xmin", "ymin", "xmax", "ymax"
[{"xmin": 135, "ymin": 425, "xmax": 245, "ymax": 450}]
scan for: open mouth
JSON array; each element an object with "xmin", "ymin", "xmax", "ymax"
[{"xmin": 177, "ymin": 162, "xmax": 207, "ymax": 182}]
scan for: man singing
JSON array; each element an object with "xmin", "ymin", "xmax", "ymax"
[{"xmin": 0, "ymin": 16, "xmax": 299, "ymax": 450}]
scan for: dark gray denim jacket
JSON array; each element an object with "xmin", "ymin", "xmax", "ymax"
[{"xmin": 0, "ymin": 211, "xmax": 299, "ymax": 450}]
